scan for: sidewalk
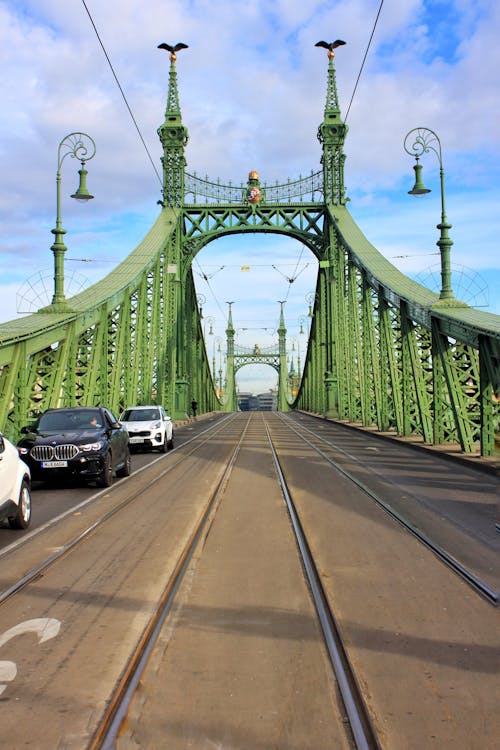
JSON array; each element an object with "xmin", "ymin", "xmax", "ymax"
[{"xmin": 300, "ymin": 411, "xmax": 500, "ymax": 477}]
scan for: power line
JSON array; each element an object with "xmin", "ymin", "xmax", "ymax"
[
  {"xmin": 344, "ymin": 0, "xmax": 384, "ymax": 122},
  {"xmin": 81, "ymin": 0, "xmax": 162, "ymax": 186}
]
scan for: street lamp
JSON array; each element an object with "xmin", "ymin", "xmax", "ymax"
[
  {"xmin": 213, "ymin": 335, "xmax": 222, "ymax": 385},
  {"xmin": 197, "ymin": 293, "xmax": 206, "ymax": 318},
  {"xmin": 298, "ymin": 315, "xmax": 309, "ymax": 335},
  {"xmin": 204, "ymin": 316, "xmax": 215, "ymax": 337},
  {"xmin": 46, "ymin": 132, "xmax": 96, "ymax": 311},
  {"xmin": 306, "ymin": 291, "xmax": 318, "ymax": 318},
  {"xmin": 403, "ymin": 127, "xmax": 465, "ymax": 306}
]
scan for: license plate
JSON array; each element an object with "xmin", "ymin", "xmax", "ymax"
[
  {"xmin": 129, "ymin": 436, "xmax": 145, "ymax": 444},
  {"xmin": 41, "ymin": 460, "xmax": 68, "ymax": 468}
]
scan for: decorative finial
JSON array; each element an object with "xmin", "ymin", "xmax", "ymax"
[
  {"xmin": 315, "ymin": 39, "xmax": 346, "ymax": 58},
  {"xmin": 158, "ymin": 42, "xmax": 189, "ymax": 62}
]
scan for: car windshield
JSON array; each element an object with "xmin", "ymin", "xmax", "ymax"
[
  {"xmin": 122, "ymin": 409, "xmax": 160, "ymax": 422},
  {"xmin": 38, "ymin": 410, "xmax": 102, "ymax": 431}
]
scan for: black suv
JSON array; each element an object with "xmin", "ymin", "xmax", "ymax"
[{"xmin": 17, "ymin": 406, "xmax": 130, "ymax": 487}]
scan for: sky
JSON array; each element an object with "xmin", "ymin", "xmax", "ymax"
[{"xmin": 1, "ymin": 0, "xmax": 499, "ymax": 394}]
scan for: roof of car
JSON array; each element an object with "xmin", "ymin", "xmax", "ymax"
[
  {"xmin": 45, "ymin": 406, "xmax": 101, "ymax": 412},
  {"xmin": 124, "ymin": 405, "xmax": 161, "ymax": 409}
]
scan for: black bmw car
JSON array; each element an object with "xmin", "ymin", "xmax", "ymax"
[{"xmin": 17, "ymin": 406, "xmax": 130, "ymax": 487}]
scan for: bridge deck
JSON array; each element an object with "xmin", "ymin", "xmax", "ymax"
[{"xmin": 0, "ymin": 413, "xmax": 497, "ymax": 748}]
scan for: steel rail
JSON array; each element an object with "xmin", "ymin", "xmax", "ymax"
[
  {"xmin": 89, "ymin": 415, "xmax": 253, "ymax": 750},
  {"xmin": 279, "ymin": 414, "xmax": 498, "ymax": 607},
  {"xmin": 0, "ymin": 414, "xmax": 238, "ymax": 606},
  {"xmin": 263, "ymin": 416, "xmax": 381, "ymax": 750}
]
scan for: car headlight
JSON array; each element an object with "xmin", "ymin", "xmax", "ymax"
[
  {"xmin": 151, "ymin": 421, "xmax": 162, "ymax": 429},
  {"xmin": 80, "ymin": 441, "xmax": 103, "ymax": 452},
  {"xmin": 18, "ymin": 447, "xmax": 29, "ymax": 455}
]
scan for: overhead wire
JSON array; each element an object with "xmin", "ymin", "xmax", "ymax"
[
  {"xmin": 80, "ymin": 0, "xmax": 385, "ymax": 335},
  {"xmin": 81, "ymin": 0, "xmax": 162, "ymax": 186},
  {"xmin": 344, "ymin": 0, "xmax": 384, "ymax": 122},
  {"xmin": 271, "ymin": 263, "xmax": 312, "ymax": 284}
]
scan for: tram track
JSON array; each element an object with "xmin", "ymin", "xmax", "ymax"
[
  {"xmin": 278, "ymin": 413, "xmax": 498, "ymax": 606},
  {"xmin": 89, "ymin": 415, "xmax": 254, "ymax": 750},
  {"xmin": 0, "ymin": 414, "xmax": 237, "ymax": 606},
  {"xmin": 263, "ymin": 416, "xmax": 381, "ymax": 750},
  {"xmin": 89, "ymin": 413, "xmax": 382, "ymax": 750}
]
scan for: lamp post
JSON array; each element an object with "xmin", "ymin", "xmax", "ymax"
[
  {"xmin": 196, "ymin": 293, "xmax": 206, "ymax": 319},
  {"xmin": 204, "ymin": 315, "xmax": 215, "ymax": 338},
  {"xmin": 45, "ymin": 132, "xmax": 96, "ymax": 312},
  {"xmin": 213, "ymin": 336, "xmax": 222, "ymax": 391},
  {"xmin": 403, "ymin": 127, "xmax": 465, "ymax": 306},
  {"xmin": 306, "ymin": 291, "xmax": 318, "ymax": 318},
  {"xmin": 298, "ymin": 315, "xmax": 309, "ymax": 335}
]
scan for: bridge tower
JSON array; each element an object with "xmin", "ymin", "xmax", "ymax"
[
  {"xmin": 224, "ymin": 302, "xmax": 237, "ymax": 412},
  {"xmin": 318, "ymin": 48, "xmax": 348, "ymax": 206},
  {"xmin": 277, "ymin": 302, "xmax": 289, "ymax": 412},
  {"xmin": 311, "ymin": 47, "xmax": 349, "ymax": 419},
  {"xmin": 156, "ymin": 49, "xmax": 210, "ymax": 419},
  {"xmin": 223, "ymin": 301, "xmax": 290, "ymax": 412},
  {"xmin": 157, "ymin": 49, "xmax": 188, "ymax": 207}
]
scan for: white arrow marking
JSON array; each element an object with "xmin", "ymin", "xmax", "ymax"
[{"xmin": 0, "ymin": 618, "xmax": 61, "ymax": 695}]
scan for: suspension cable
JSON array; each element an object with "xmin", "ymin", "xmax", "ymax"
[
  {"xmin": 81, "ymin": 0, "xmax": 162, "ymax": 186},
  {"xmin": 344, "ymin": 0, "xmax": 384, "ymax": 122}
]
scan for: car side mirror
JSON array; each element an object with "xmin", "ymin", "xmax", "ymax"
[{"xmin": 20, "ymin": 426, "xmax": 30, "ymax": 434}]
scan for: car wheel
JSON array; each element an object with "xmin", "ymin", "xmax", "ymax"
[
  {"xmin": 160, "ymin": 435, "xmax": 168, "ymax": 453},
  {"xmin": 167, "ymin": 432, "xmax": 174, "ymax": 450},
  {"xmin": 9, "ymin": 480, "xmax": 31, "ymax": 529},
  {"xmin": 97, "ymin": 452, "xmax": 113, "ymax": 487},
  {"xmin": 117, "ymin": 448, "xmax": 131, "ymax": 477}
]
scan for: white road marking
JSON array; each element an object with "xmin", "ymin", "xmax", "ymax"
[{"xmin": 0, "ymin": 617, "xmax": 61, "ymax": 695}]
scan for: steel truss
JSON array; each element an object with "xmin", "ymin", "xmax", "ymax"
[
  {"xmin": 0, "ymin": 51, "xmax": 498, "ymax": 456},
  {"xmin": 295, "ymin": 206, "xmax": 500, "ymax": 456}
]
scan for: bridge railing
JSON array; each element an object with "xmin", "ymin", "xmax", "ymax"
[
  {"xmin": 184, "ymin": 171, "xmax": 323, "ymax": 204},
  {"xmin": 234, "ymin": 344, "xmax": 279, "ymax": 356}
]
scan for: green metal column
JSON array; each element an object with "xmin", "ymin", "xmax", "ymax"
[
  {"xmin": 277, "ymin": 302, "xmax": 289, "ymax": 412},
  {"xmin": 478, "ymin": 335, "xmax": 500, "ymax": 456},
  {"xmin": 379, "ymin": 293, "xmax": 403, "ymax": 433},
  {"xmin": 223, "ymin": 302, "xmax": 237, "ymax": 412},
  {"xmin": 431, "ymin": 318, "xmax": 475, "ymax": 452}
]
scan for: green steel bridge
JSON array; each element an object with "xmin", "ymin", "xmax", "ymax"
[{"xmin": 0, "ymin": 51, "xmax": 499, "ymax": 457}]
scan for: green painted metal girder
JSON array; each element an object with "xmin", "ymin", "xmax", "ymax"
[
  {"xmin": 181, "ymin": 204, "xmax": 326, "ymax": 260},
  {"xmin": 0, "ymin": 210, "xmax": 179, "ymax": 358},
  {"xmin": 233, "ymin": 354, "xmax": 280, "ymax": 372},
  {"xmin": 329, "ymin": 204, "xmax": 500, "ymax": 348}
]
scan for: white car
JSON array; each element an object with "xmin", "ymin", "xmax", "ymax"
[
  {"xmin": 119, "ymin": 405, "xmax": 174, "ymax": 453},
  {"xmin": 0, "ymin": 433, "xmax": 31, "ymax": 529}
]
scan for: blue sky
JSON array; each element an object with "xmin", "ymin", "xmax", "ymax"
[{"xmin": 1, "ymin": 0, "xmax": 499, "ymax": 393}]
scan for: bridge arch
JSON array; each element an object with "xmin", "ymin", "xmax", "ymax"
[{"xmin": 181, "ymin": 190, "xmax": 326, "ymax": 270}]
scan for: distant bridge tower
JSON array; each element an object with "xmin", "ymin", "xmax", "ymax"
[{"xmin": 223, "ymin": 302, "xmax": 290, "ymax": 412}]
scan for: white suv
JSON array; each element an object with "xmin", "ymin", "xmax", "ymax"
[
  {"xmin": 119, "ymin": 406, "xmax": 174, "ymax": 453},
  {"xmin": 0, "ymin": 433, "xmax": 31, "ymax": 529}
]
